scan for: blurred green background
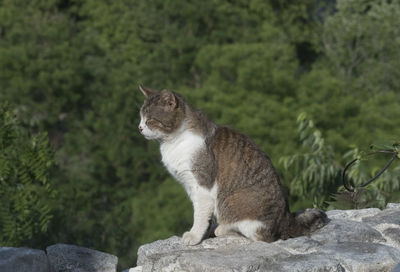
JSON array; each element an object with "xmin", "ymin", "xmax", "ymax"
[{"xmin": 1, "ymin": 0, "xmax": 400, "ymax": 269}]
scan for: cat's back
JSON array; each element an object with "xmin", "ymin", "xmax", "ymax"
[{"xmin": 210, "ymin": 126, "xmax": 283, "ymax": 190}]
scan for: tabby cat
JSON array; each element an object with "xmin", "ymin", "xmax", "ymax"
[{"xmin": 138, "ymin": 85, "xmax": 327, "ymax": 245}]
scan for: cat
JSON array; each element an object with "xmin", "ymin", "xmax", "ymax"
[{"xmin": 138, "ymin": 85, "xmax": 327, "ymax": 245}]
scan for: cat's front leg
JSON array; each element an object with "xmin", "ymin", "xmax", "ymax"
[{"xmin": 183, "ymin": 189, "xmax": 214, "ymax": 245}]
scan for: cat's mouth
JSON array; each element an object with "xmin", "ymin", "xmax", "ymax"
[
  {"xmin": 143, "ymin": 134, "xmax": 154, "ymax": 140},
  {"xmin": 140, "ymin": 129, "xmax": 159, "ymax": 140}
]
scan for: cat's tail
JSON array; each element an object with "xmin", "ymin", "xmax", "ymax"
[{"xmin": 288, "ymin": 208, "xmax": 328, "ymax": 237}]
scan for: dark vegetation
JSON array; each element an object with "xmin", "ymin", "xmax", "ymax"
[{"xmin": 0, "ymin": 0, "xmax": 399, "ymax": 268}]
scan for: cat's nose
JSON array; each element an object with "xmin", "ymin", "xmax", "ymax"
[{"xmin": 138, "ymin": 125, "xmax": 143, "ymax": 132}]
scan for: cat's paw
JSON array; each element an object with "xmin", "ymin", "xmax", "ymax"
[
  {"xmin": 214, "ymin": 224, "xmax": 228, "ymax": 236},
  {"xmin": 182, "ymin": 231, "xmax": 202, "ymax": 245}
]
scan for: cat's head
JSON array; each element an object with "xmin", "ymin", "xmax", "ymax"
[{"xmin": 138, "ymin": 85, "xmax": 185, "ymax": 140}]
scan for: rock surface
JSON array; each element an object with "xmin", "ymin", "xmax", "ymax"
[
  {"xmin": 0, "ymin": 247, "xmax": 50, "ymax": 272},
  {"xmin": 0, "ymin": 244, "xmax": 117, "ymax": 272},
  {"xmin": 134, "ymin": 203, "xmax": 400, "ymax": 272},
  {"xmin": 47, "ymin": 243, "xmax": 118, "ymax": 272}
]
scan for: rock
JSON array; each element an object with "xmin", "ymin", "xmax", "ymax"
[
  {"xmin": 137, "ymin": 234, "xmax": 251, "ymax": 267},
  {"xmin": 392, "ymin": 262, "xmax": 400, "ymax": 272},
  {"xmin": 310, "ymin": 219, "xmax": 386, "ymax": 244},
  {"xmin": 0, "ymin": 247, "xmax": 50, "ymax": 272},
  {"xmin": 274, "ymin": 236, "xmax": 322, "ymax": 254},
  {"xmin": 387, "ymin": 203, "xmax": 400, "ymax": 210},
  {"xmin": 326, "ymin": 208, "xmax": 381, "ymax": 221},
  {"xmin": 141, "ymin": 238, "xmax": 291, "ymax": 272},
  {"xmin": 132, "ymin": 203, "xmax": 400, "ymax": 272},
  {"xmin": 383, "ymin": 228, "xmax": 400, "ymax": 248},
  {"xmin": 46, "ymin": 244, "xmax": 118, "ymax": 272},
  {"xmin": 319, "ymin": 242, "xmax": 400, "ymax": 272},
  {"xmin": 138, "ymin": 237, "xmax": 400, "ymax": 272},
  {"xmin": 363, "ymin": 209, "xmax": 400, "ymax": 226}
]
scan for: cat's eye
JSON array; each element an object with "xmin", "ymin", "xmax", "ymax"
[{"xmin": 146, "ymin": 118, "xmax": 162, "ymax": 127}]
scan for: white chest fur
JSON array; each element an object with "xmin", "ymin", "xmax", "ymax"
[{"xmin": 160, "ymin": 130, "xmax": 205, "ymax": 194}]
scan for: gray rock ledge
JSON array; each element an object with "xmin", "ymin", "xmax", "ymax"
[
  {"xmin": 133, "ymin": 203, "xmax": 400, "ymax": 272},
  {"xmin": 0, "ymin": 244, "xmax": 117, "ymax": 272},
  {"xmin": 0, "ymin": 247, "xmax": 50, "ymax": 272},
  {"xmin": 46, "ymin": 243, "xmax": 118, "ymax": 272}
]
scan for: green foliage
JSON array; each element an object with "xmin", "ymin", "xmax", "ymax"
[
  {"xmin": 0, "ymin": 103, "xmax": 55, "ymax": 246},
  {"xmin": 131, "ymin": 178, "xmax": 192, "ymax": 245},
  {"xmin": 281, "ymin": 113, "xmax": 400, "ymax": 210},
  {"xmin": 0, "ymin": 0, "xmax": 95, "ymax": 130},
  {"xmin": 280, "ymin": 113, "xmax": 342, "ymax": 208},
  {"xmin": 370, "ymin": 141, "xmax": 400, "ymax": 154},
  {"xmin": 322, "ymin": 0, "xmax": 400, "ymax": 94},
  {"xmin": 340, "ymin": 144, "xmax": 400, "ymax": 209}
]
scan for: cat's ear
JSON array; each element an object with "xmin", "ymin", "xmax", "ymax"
[
  {"xmin": 139, "ymin": 85, "xmax": 156, "ymax": 97},
  {"xmin": 161, "ymin": 90, "xmax": 177, "ymax": 112}
]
